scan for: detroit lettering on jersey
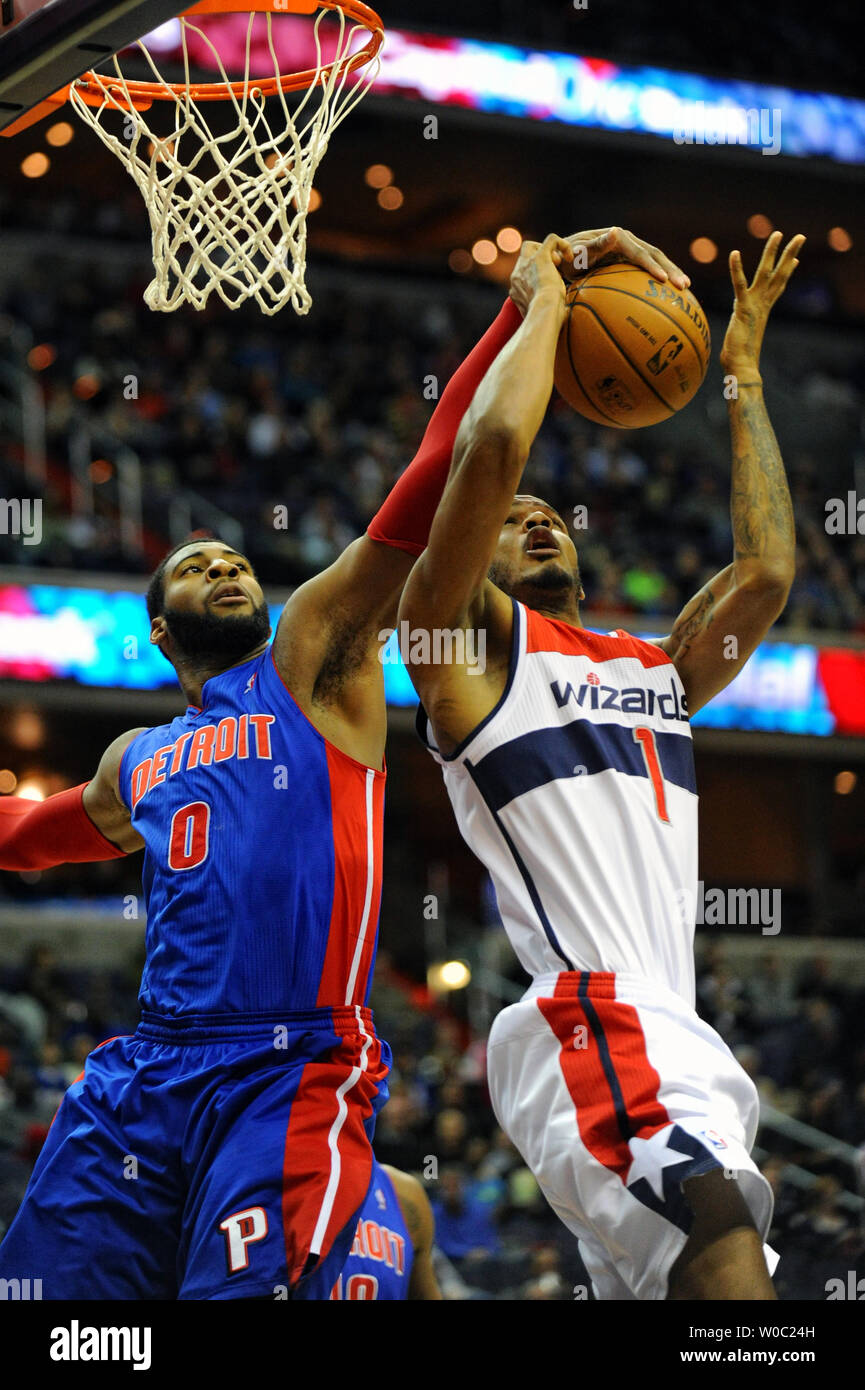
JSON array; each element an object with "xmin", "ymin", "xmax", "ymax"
[
  {"xmin": 330, "ymin": 1163, "xmax": 412, "ymax": 1300},
  {"xmin": 420, "ymin": 602, "xmax": 701, "ymax": 1005},
  {"xmin": 117, "ymin": 647, "xmax": 385, "ymax": 1018},
  {"xmin": 129, "ymin": 714, "xmax": 276, "ymax": 807}
]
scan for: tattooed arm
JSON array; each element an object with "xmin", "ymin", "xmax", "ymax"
[{"xmin": 655, "ymin": 232, "xmax": 804, "ymax": 715}]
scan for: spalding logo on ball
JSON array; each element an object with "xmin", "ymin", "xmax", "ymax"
[{"xmin": 554, "ymin": 263, "xmax": 711, "ymax": 428}]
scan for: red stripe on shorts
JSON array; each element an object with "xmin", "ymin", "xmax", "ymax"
[
  {"xmin": 538, "ymin": 975, "xmax": 670, "ymax": 1182},
  {"xmin": 280, "ymin": 1020, "xmax": 387, "ymax": 1287}
]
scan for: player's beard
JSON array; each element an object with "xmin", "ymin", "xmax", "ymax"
[
  {"xmin": 162, "ymin": 599, "xmax": 272, "ymax": 663},
  {"xmin": 488, "ymin": 558, "xmax": 580, "ymax": 609}
]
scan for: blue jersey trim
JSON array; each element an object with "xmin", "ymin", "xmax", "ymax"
[
  {"xmin": 466, "ymin": 719, "xmax": 696, "ymax": 814},
  {"xmin": 577, "ymin": 971, "xmax": 632, "ymax": 1146}
]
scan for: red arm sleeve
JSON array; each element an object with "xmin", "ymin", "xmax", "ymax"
[
  {"xmin": 0, "ymin": 784, "xmax": 127, "ymax": 871},
  {"xmin": 366, "ymin": 297, "xmax": 523, "ymax": 557}
]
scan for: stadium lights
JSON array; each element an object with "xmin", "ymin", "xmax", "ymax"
[
  {"xmin": 689, "ymin": 237, "xmax": 717, "ymax": 264},
  {"xmin": 20, "ymin": 152, "xmax": 49, "ymax": 179},
  {"xmin": 377, "ymin": 186, "xmax": 404, "ymax": 210},
  {"xmin": 747, "ymin": 214, "xmax": 774, "ymax": 238},
  {"xmin": 16, "ymin": 779, "xmax": 46, "ymax": 802},
  {"xmin": 26, "ymin": 344, "xmax": 57, "ymax": 371},
  {"xmin": 471, "ymin": 238, "xmax": 497, "ymax": 266},
  {"xmin": 45, "ymin": 121, "xmax": 74, "ymax": 147},
  {"xmin": 448, "ymin": 249, "xmax": 472, "ymax": 273},
  {"xmin": 828, "ymin": 227, "xmax": 852, "ymax": 252},
  {"xmin": 427, "ymin": 960, "xmax": 472, "ymax": 992},
  {"xmin": 496, "ymin": 226, "xmax": 522, "ymax": 253},
  {"xmin": 364, "ymin": 163, "xmax": 393, "ymax": 189},
  {"xmin": 73, "ymin": 375, "xmax": 100, "ymax": 401},
  {"xmin": 10, "ymin": 709, "xmax": 45, "ymax": 750}
]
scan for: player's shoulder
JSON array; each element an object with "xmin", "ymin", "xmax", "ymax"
[
  {"xmin": 381, "ymin": 1166, "xmax": 434, "ymax": 1248},
  {"xmin": 606, "ymin": 626, "xmax": 673, "ymax": 658},
  {"xmin": 102, "ymin": 727, "xmax": 152, "ymax": 770},
  {"xmin": 86, "ymin": 728, "xmax": 151, "ymax": 823}
]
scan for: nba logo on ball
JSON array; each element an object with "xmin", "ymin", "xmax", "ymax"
[
  {"xmin": 646, "ymin": 335, "xmax": 684, "ymax": 376},
  {"xmin": 554, "ymin": 265, "xmax": 711, "ymax": 428}
]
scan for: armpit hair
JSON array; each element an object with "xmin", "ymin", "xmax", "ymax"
[{"xmin": 312, "ymin": 610, "xmax": 371, "ymax": 705}]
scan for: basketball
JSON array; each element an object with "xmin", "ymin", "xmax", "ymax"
[{"xmin": 554, "ymin": 262, "xmax": 711, "ymax": 428}]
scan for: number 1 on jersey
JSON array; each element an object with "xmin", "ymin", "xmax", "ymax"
[{"xmin": 633, "ymin": 727, "xmax": 671, "ymax": 824}]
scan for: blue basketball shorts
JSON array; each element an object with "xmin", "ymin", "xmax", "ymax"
[{"xmin": 0, "ymin": 1005, "xmax": 390, "ymax": 1300}]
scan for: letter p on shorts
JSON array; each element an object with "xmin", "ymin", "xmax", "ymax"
[{"xmin": 219, "ymin": 1206, "xmax": 269, "ymax": 1273}]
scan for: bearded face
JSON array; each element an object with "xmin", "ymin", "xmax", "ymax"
[{"xmin": 161, "ymin": 598, "xmax": 272, "ymax": 664}]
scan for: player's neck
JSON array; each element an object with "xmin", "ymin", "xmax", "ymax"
[
  {"xmin": 175, "ymin": 641, "xmax": 270, "ymax": 708},
  {"xmin": 521, "ymin": 594, "xmax": 583, "ymax": 628}
]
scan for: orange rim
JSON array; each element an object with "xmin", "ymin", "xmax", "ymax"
[{"xmin": 70, "ymin": 0, "xmax": 384, "ymax": 108}]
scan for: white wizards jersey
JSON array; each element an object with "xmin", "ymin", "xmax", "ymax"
[{"xmin": 418, "ymin": 600, "xmax": 700, "ymax": 1004}]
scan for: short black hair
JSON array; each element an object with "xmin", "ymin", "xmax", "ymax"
[{"xmin": 146, "ymin": 534, "xmax": 231, "ymax": 621}]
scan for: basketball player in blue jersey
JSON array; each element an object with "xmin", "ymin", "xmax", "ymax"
[
  {"xmin": 324, "ymin": 1159, "xmax": 441, "ymax": 1301},
  {"xmin": 398, "ymin": 230, "xmax": 804, "ymax": 1300},
  {"xmin": 0, "ymin": 225, "xmax": 689, "ymax": 1300}
]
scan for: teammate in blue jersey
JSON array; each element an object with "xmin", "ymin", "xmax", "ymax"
[
  {"xmin": 0, "ymin": 225, "xmax": 686, "ymax": 1299},
  {"xmin": 325, "ymin": 1159, "xmax": 441, "ymax": 1301}
]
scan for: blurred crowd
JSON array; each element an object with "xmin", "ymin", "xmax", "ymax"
[
  {"xmin": 695, "ymin": 942, "xmax": 865, "ymax": 1299},
  {"xmin": 1, "ymin": 264, "xmax": 864, "ymax": 635},
  {"xmin": 1, "ymin": 936, "xmax": 863, "ymax": 1299}
]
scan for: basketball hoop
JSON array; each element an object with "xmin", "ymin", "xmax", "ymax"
[{"xmin": 65, "ymin": 0, "xmax": 384, "ymax": 314}]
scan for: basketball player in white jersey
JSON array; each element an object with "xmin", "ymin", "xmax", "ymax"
[{"xmin": 398, "ymin": 229, "xmax": 804, "ymax": 1300}]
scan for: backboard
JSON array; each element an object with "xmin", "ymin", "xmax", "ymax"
[{"xmin": 0, "ymin": 0, "xmax": 188, "ymax": 131}]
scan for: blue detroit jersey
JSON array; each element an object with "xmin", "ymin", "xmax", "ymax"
[
  {"xmin": 330, "ymin": 1160, "xmax": 413, "ymax": 1300},
  {"xmin": 117, "ymin": 645, "xmax": 386, "ymax": 1017}
]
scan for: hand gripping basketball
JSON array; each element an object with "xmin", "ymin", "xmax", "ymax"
[
  {"xmin": 508, "ymin": 234, "xmax": 575, "ymax": 317},
  {"xmin": 565, "ymin": 227, "xmax": 691, "ymax": 291}
]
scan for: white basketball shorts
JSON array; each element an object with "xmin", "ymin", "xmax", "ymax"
[{"xmin": 486, "ymin": 970, "xmax": 775, "ymax": 1300}]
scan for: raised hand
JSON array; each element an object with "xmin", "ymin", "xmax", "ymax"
[
  {"xmin": 721, "ymin": 231, "xmax": 806, "ymax": 376},
  {"xmin": 508, "ymin": 234, "xmax": 575, "ymax": 318},
  {"xmin": 565, "ymin": 227, "xmax": 691, "ymax": 289}
]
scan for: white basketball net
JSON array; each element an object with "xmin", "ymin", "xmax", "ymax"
[{"xmin": 68, "ymin": 7, "xmax": 381, "ymax": 314}]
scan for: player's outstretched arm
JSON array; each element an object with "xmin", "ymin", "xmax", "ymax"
[
  {"xmin": 383, "ymin": 1167, "xmax": 443, "ymax": 1300},
  {"xmin": 278, "ymin": 228, "xmax": 690, "ymax": 651},
  {"xmin": 0, "ymin": 729, "xmax": 145, "ymax": 871},
  {"xmin": 656, "ymin": 232, "xmax": 804, "ymax": 716},
  {"xmin": 270, "ymin": 229, "xmax": 687, "ymax": 762},
  {"xmin": 397, "ymin": 236, "xmax": 572, "ymax": 745},
  {"xmin": 273, "ymin": 293, "xmax": 528, "ymax": 674}
]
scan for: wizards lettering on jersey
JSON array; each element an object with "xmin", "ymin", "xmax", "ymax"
[
  {"xmin": 129, "ymin": 714, "xmax": 276, "ymax": 809},
  {"xmin": 551, "ymin": 676, "xmax": 689, "ymax": 722}
]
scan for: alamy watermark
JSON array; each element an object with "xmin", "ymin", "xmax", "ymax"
[
  {"xmin": 674, "ymin": 101, "xmax": 782, "ymax": 156},
  {"xmin": 677, "ymin": 881, "xmax": 781, "ymax": 935},
  {"xmin": 49, "ymin": 1321, "xmax": 151, "ymax": 1370},
  {"xmin": 825, "ymin": 491, "xmax": 865, "ymax": 535},
  {"xmin": 0, "ymin": 1276, "xmax": 42, "ymax": 1299},
  {"xmin": 379, "ymin": 622, "xmax": 486, "ymax": 675},
  {"xmin": 0, "ymin": 497, "xmax": 42, "ymax": 545}
]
